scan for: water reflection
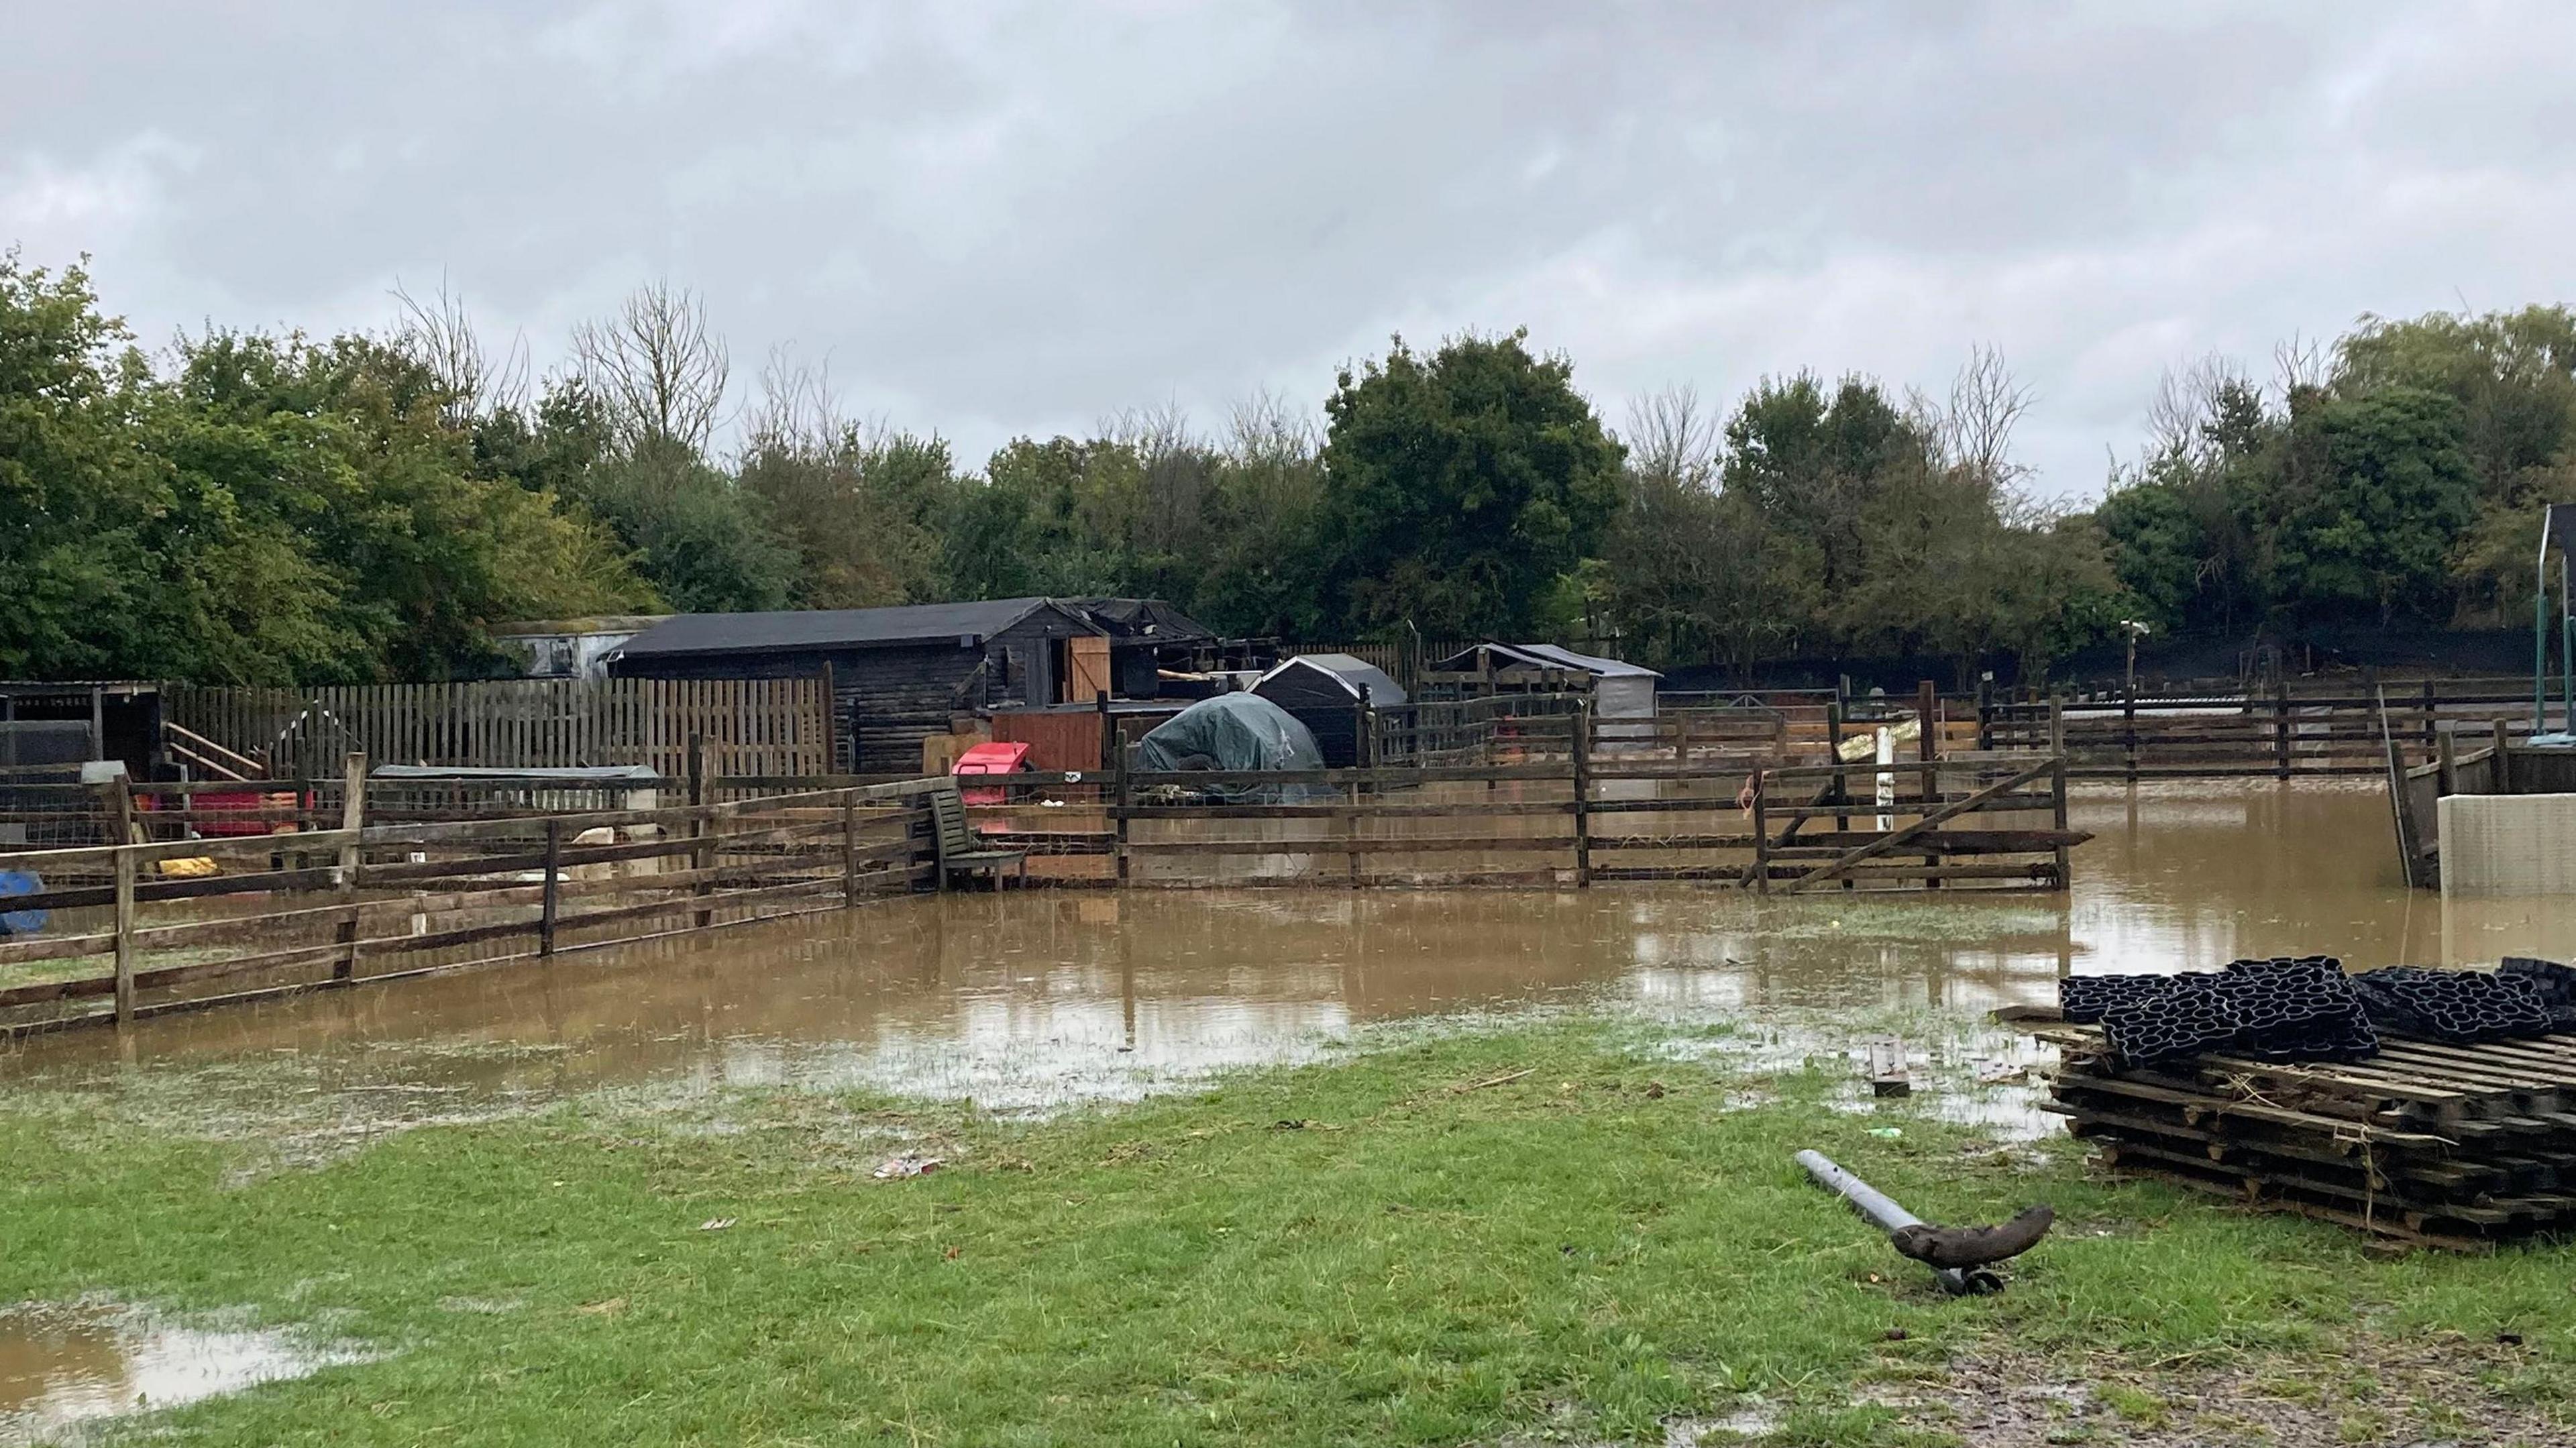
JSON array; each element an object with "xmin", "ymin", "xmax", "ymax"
[
  {"xmin": 3, "ymin": 782, "xmax": 2567, "ymax": 1113},
  {"xmin": 0, "ymin": 1304, "xmax": 359, "ymax": 1444}
]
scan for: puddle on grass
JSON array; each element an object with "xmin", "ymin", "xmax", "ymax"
[
  {"xmin": 0, "ymin": 1304, "xmax": 362, "ymax": 1444},
  {"xmin": 4, "ymin": 782, "xmax": 2570, "ymax": 1131}
]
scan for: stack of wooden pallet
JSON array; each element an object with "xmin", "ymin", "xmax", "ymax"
[{"xmin": 2006, "ymin": 1005, "xmax": 2576, "ymax": 1249}]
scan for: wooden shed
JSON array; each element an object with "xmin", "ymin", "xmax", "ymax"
[{"xmin": 608, "ymin": 600, "xmax": 1109, "ymax": 774}]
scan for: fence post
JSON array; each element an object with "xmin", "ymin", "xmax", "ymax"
[
  {"xmin": 2420, "ymin": 679, "xmax": 2437, "ymax": 762},
  {"xmin": 2494, "ymin": 716, "xmax": 2514, "ymax": 793},
  {"xmin": 1750, "ymin": 767, "xmax": 1770, "ymax": 894},
  {"xmin": 2273, "ymin": 681, "xmax": 2290, "ymax": 780},
  {"xmin": 104, "ymin": 773, "xmax": 140, "ymax": 846},
  {"xmin": 334, "ymin": 751, "xmax": 366, "ymax": 981},
  {"xmin": 539, "ymin": 816, "xmax": 561, "ymax": 957},
  {"xmin": 689, "ymin": 732, "xmax": 714, "ymax": 928},
  {"xmin": 1975, "ymin": 676, "xmax": 1992, "ymax": 750},
  {"xmin": 1827, "ymin": 702, "xmax": 1847, "ymax": 834},
  {"xmin": 112, "ymin": 846, "xmax": 137, "ymax": 1025},
  {"xmin": 1346, "ymin": 685, "xmax": 1370, "ymax": 888},
  {"xmin": 2047, "ymin": 695, "xmax": 2064, "ymax": 757},
  {"xmin": 1113, "ymin": 726, "xmax": 1132, "ymax": 885},
  {"xmin": 2123, "ymin": 677, "xmax": 2138, "ymax": 783},
  {"xmin": 1917, "ymin": 681, "xmax": 1939, "ymax": 889},
  {"xmin": 843, "ymin": 794, "xmax": 862, "ymax": 907},
  {"xmin": 1571, "ymin": 701, "xmax": 1593, "ymax": 887},
  {"xmin": 2436, "ymin": 730, "xmax": 2457, "ymax": 799},
  {"xmin": 2051, "ymin": 755, "xmax": 2072, "ymax": 890}
]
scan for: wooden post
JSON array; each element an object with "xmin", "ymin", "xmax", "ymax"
[
  {"xmin": 1346, "ymin": 685, "xmax": 1369, "ymax": 889},
  {"xmin": 1749, "ymin": 767, "xmax": 1770, "ymax": 894},
  {"xmin": 688, "ymin": 732, "xmax": 714, "ymax": 928},
  {"xmin": 2495, "ymin": 716, "xmax": 2514, "ymax": 793},
  {"xmin": 2047, "ymin": 696, "xmax": 2065, "ymax": 756},
  {"xmin": 2436, "ymin": 730, "xmax": 2458, "ymax": 799},
  {"xmin": 334, "ymin": 751, "xmax": 366, "ymax": 981},
  {"xmin": 1974, "ymin": 676, "xmax": 1992, "ymax": 750},
  {"xmin": 2420, "ymin": 678, "xmax": 2437, "ymax": 762},
  {"xmin": 842, "ymin": 795, "xmax": 862, "ymax": 907},
  {"xmin": 2273, "ymin": 681, "xmax": 2291, "ymax": 780},
  {"xmin": 1095, "ymin": 690, "xmax": 1114, "ymax": 773},
  {"xmin": 1917, "ymin": 681, "xmax": 1940, "ymax": 889},
  {"xmin": 2051, "ymin": 755, "xmax": 2072, "ymax": 890},
  {"xmin": 539, "ymin": 816, "xmax": 561, "ymax": 956},
  {"xmin": 1113, "ymin": 726, "xmax": 1132, "ymax": 885},
  {"xmin": 99, "ymin": 772, "xmax": 140, "ymax": 846},
  {"xmin": 1571, "ymin": 701, "xmax": 1593, "ymax": 887},
  {"xmin": 2122, "ymin": 677, "xmax": 2138, "ymax": 783},
  {"xmin": 1827, "ymin": 702, "xmax": 1847, "ymax": 834},
  {"xmin": 112, "ymin": 846, "xmax": 137, "ymax": 1025}
]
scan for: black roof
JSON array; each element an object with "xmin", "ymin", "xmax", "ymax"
[
  {"xmin": 1066, "ymin": 598, "xmax": 1216, "ymax": 641},
  {"xmin": 614, "ymin": 598, "xmax": 1096, "ymax": 659},
  {"xmin": 1254, "ymin": 653, "xmax": 1409, "ymax": 706}
]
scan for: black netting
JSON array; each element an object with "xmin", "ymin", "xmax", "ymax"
[
  {"xmin": 2498, "ymin": 957, "xmax": 2576, "ymax": 1032},
  {"xmin": 2347, "ymin": 966, "xmax": 2555, "ymax": 1044},
  {"xmin": 2065, "ymin": 956, "xmax": 2376, "ymax": 1066}
]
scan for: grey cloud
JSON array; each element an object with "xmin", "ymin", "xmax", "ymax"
[{"xmin": 4, "ymin": 1, "xmax": 2571, "ymax": 494}]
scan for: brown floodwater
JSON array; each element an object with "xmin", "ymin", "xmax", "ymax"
[
  {"xmin": 0, "ymin": 1304, "xmax": 361, "ymax": 1444},
  {"xmin": 3, "ymin": 781, "xmax": 2568, "ymax": 1116}
]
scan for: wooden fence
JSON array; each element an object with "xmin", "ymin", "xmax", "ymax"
[
  {"xmin": 930, "ymin": 714, "xmax": 2077, "ymax": 891},
  {"xmin": 164, "ymin": 679, "xmax": 833, "ymax": 783},
  {"xmin": 1979, "ymin": 683, "xmax": 2541, "ymax": 779},
  {"xmin": 0, "ymin": 772, "xmax": 948, "ymax": 1033}
]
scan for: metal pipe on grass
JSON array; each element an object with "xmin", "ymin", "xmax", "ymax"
[{"xmin": 1795, "ymin": 1149, "xmax": 2002, "ymax": 1296}]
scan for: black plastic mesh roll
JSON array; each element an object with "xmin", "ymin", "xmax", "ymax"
[
  {"xmin": 2063, "ymin": 956, "xmax": 2377, "ymax": 1066},
  {"xmin": 2347, "ymin": 966, "xmax": 2555, "ymax": 1044},
  {"xmin": 2499, "ymin": 957, "xmax": 2576, "ymax": 1032}
]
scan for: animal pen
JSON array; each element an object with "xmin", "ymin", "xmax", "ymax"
[{"xmin": 0, "ymin": 690, "xmax": 2084, "ymax": 1034}]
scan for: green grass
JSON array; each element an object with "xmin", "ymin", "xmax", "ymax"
[{"xmin": 5, "ymin": 1017, "xmax": 2575, "ymax": 1445}]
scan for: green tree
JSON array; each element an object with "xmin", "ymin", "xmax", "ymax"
[
  {"xmin": 572, "ymin": 439, "xmax": 798, "ymax": 615},
  {"xmin": 2259, "ymin": 386, "xmax": 2480, "ymax": 624},
  {"xmin": 1318, "ymin": 331, "xmax": 1624, "ymax": 637},
  {"xmin": 1719, "ymin": 373, "xmax": 1913, "ymax": 599}
]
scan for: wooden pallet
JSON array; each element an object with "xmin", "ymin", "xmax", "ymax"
[{"xmin": 2019, "ymin": 1012, "xmax": 2576, "ymax": 1248}]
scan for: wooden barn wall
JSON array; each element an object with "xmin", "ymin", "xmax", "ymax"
[
  {"xmin": 166, "ymin": 679, "xmax": 830, "ymax": 781},
  {"xmin": 989, "ymin": 709, "xmax": 1105, "ymax": 773}
]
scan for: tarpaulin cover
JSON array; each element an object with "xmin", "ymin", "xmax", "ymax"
[
  {"xmin": 1132, "ymin": 693, "xmax": 1332, "ymax": 801},
  {"xmin": 0, "ymin": 870, "xmax": 47, "ymax": 938}
]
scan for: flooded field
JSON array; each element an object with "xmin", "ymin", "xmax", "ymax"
[
  {"xmin": 0, "ymin": 1304, "xmax": 360, "ymax": 1445},
  {"xmin": 3, "ymin": 781, "xmax": 2569, "ymax": 1115}
]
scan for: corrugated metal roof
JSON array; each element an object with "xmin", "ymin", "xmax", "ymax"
[
  {"xmin": 614, "ymin": 598, "xmax": 1095, "ymax": 658},
  {"xmin": 1429, "ymin": 643, "xmax": 1660, "ymax": 679}
]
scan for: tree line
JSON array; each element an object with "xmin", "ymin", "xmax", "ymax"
[{"xmin": 2, "ymin": 249, "xmax": 2567, "ymax": 685}]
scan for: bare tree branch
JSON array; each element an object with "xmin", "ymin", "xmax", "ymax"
[
  {"xmin": 1621, "ymin": 383, "xmax": 1719, "ymax": 490},
  {"xmin": 392, "ymin": 274, "xmax": 528, "ymax": 425},
  {"xmin": 573, "ymin": 279, "xmax": 730, "ymax": 451},
  {"xmin": 1938, "ymin": 343, "xmax": 2033, "ymax": 487}
]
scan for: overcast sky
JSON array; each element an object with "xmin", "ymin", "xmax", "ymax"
[{"xmin": 5, "ymin": 1, "xmax": 2570, "ymax": 498}]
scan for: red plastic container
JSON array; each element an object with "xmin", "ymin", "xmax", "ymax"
[{"xmin": 953, "ymin": 740, "xmax": 1034, "ymax": 807}]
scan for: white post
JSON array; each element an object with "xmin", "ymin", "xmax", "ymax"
[{"xmin": 1874, "ymin": 726, "xmax": 1895, "ymax": 832}]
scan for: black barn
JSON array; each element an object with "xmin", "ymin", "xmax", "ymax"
[{"xmin": 608, "ymin": 600, "xmax": 1108, "ymax": 773}]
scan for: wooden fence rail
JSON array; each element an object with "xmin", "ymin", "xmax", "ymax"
[
  {"xmin": 1978, "ymin": 685, "xmax": 2545, "ymax": 779},
  {"xmin": 0, "ymin": 773, "xmax": 947, "ymax": 1034}
]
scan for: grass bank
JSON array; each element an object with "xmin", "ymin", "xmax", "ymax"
[{"xmin": 5, "ymin": 1016, "xmax": 2574, "ymax": 1446}]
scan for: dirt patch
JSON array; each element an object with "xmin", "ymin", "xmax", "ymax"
[{"xmin": 1883, "ymin": 1334, "xmax": 2571, "ymax": 1447}]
